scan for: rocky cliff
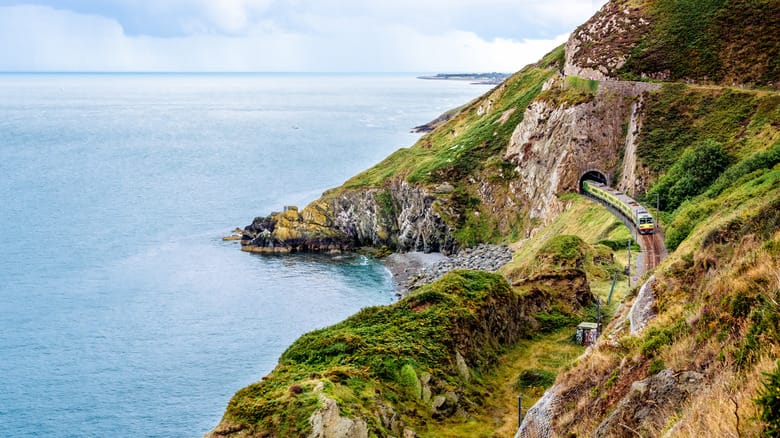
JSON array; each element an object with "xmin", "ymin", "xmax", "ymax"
[{"xmin": 241, "ymin": 180, "xmax": 456, "ymax": 254}]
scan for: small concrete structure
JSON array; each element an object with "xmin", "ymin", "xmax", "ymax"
[{"xmin": 576, "ymin": 322, "xmax": 600, "ymax": 346}]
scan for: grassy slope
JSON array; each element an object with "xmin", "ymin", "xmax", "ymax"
[
  {"xmin": 220, "ymin": 270, "xmax": 590, "ymax": 436},
  {"xmin": 339, "ymin": 67, "xmax": 554, "ymax": 191},
  {"xmin": 217, "ymin": 196, "xmax": 636, "ymax": 436},
  {"xmin": 541, "ymin": 79, "xmax": 780, "ymax": 436},
  {"xmin": 218, "ymin": 2, "xmax": 780, "ymax": 432},
  {"xmin": 633, "ymin": 82, "xmax": 780, "ymax": 250},
  {"xmin": 617, "ymin": 0, "xmax": 780, "ymax": 86},
  {"xmin": 551, "ymin": 164, "xmax": 780, "ymax": 436},
  {"xmin": 419, "ymin": 197, "xmax": 638, "ymax": 437}
]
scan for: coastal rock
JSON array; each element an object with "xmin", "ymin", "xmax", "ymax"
[
  {"xmin": 406, "ymin": 244, "xmax": 513, "ymax": 290},
  {"xmin": 309, "ymin": 393, "xmax": 368, "ymax": 438},
  {"xmin": 240, "ymin": 180, "xmax": 456, "ymax": 254}
]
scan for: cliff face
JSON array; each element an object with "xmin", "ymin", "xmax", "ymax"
[
  {"xmin": 241, "ymin": 179, "xmax": 456, "ymax": 254},
  {"xmin": 503, "ymin": 77, "xmax": 659, "ymax": 221}
]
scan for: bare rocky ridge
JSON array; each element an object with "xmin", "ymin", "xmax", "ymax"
[{"xmin": 564, "ymin": 1, "xmax": 652, "ymax": 81}]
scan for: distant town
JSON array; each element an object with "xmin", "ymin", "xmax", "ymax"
[{"xmin": 417, "ymin": 72, "xmax": 510, "ymax": 85}]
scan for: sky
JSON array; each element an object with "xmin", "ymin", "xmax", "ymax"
[{"xmin": 0, "ymin": 0, "xmax": 609, "ymax": 72}]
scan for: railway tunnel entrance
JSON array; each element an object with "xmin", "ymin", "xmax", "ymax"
[{"xmin": 579, "ymin": 170, "xmax": 608, "ymax": 192}]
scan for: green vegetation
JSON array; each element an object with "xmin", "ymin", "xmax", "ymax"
[
  {"xmin": 537, "ymin": 75, "xmax": 600, "ymax": 107},
  {"xmin": 618, "ymin": 0, "xmax": 779, "ymax": 86},
  {"xmin": 219, "ymin": 270, "xmax": 591, "ymax": 436},
  {"xmin": 342, "ymin": 67, "xmax": 554, "ymax": 189},
  {"xmin": 757, "ymin": 361, "xmax": 780, "ymax": 436},
  {"xmin": 660, "ymin": 148, "xmax": 780, "ymax": 251},
  {"xmin": 648, "ymin": 358, "xmax": 665, "ymax": 375},
  {"xmin": 515, "ymin": 369, "xmax": 556, "ymax": 389},
  {"xmin": 503, "ymin": 196, "xmax": 632, "ymax": 301},
  {"xmin": 646, "ymin": 139, "xmax": 731, "ymax": 211},
  {"xmin": 535, "ymin": 44, "xmax": 566, "ymax": 71},
  {"xmin": 637, "ymin": 84, "xmax": 779, "ymax": 173},
  {"xmin": 640, "ymin": 319, "xmax": 689, "ymax": 356},
  {"xmin": 635, "ymin": 80, "xmax": 779, "ymax": 251}
]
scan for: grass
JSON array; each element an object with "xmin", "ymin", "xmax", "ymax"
[
  {"xmin": 537, "ymin": 75, "xmax": 600, "ymax": 107},
  {"xmin": 636, "ymin": 84, "xmax": 780, "ymax": 174},
  {"xmin": 340, "ymin": 67, "xmax": 555, "ymax": 190},
  {"xmin": 419, "ymin": 328, "xmax": 584, "ymax": 438},
  {"xmin": 618, "ymin": 0, "xmax": 780, "ymax": 86},
  {"xmin": 546, "ymin": 156, "xmax": 780, "ymax": 435},
  {"xmin": 218, "ymin": 269, "xmax": 595, "ymax": 436},
  {"xmin": 502, "ymin": 195, "xmax": 634, "ymax": 302}
]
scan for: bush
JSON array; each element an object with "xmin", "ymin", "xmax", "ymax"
[
  {"xmin": 515, "ymin": 369, "xmax": 556, "ymax": 389},
  {"xmin": 648, "ymin": 139, "xmax": 731, "ymax": 211},
  {"xmin": 757, "ymin": 360, "xmax": 780, "ymax": 437},
  {"xmin": 648, "ymin": 358, "xmax": 665, "ymax": 375}
]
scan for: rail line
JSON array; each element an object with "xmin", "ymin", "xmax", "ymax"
[{"xmin": 582, "ymin": 190, "xmax": 667, "ymax": 273}]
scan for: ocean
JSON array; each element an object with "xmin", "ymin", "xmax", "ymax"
[{"xmin": 0, "ymin": 73, "xmax": 489, "ymax": 437}]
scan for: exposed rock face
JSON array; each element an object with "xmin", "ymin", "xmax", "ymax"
[
  {"xmin": 616, "ymin": 94, "xmax": 653, "ymax": 195},
  {"xmin": 504, "ymin": 80, "xmax": 658, "ymax": 223},
  {"xmin": 241, "ymin": 180, "xmax": 456, "ymax": 254},
  {"xmin": 564, "ymin": 1, "xmax": 652, "ymax": 81},
  {"xmin": 629, "ymin": 275, "xmax": 657, "ymax": 335},
  {"xmin": 594, "ymin": 369, "xmax": 704, "ymax": 437},
  {"xmin": 309, "ymin": 387, "xmax": 369, "ymax": 438}
]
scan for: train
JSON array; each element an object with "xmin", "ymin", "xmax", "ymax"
[{"xmin": 582, "ymin": 180, "xmax": 655, "ymax": 234}]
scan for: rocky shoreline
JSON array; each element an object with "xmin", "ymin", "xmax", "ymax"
[{"xmin": 383, "ymin": 244, "xmax": 514, "ymax": 295}]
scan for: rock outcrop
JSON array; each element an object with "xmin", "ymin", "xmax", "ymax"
[
  {"xmin": 241, "ymin": 180, "xmax": 456, "ymax": 254},
  {"xmin": 594, "ymin": 369, "xmax": 704, "ymax": 436},
  {"xmin": 308, "ymin": 384, "xmax": 369, "ymax": 438},
  {"xmin": 503, "ymin": 78, "xmax": 658, "ymax": 223},
  {"xmin": 629, "ymin": 275, "xmax": 657, "ymax": 335},
  {"xmin": 564, "ymin": 1, "xmax": 651, "ymax": 81}
]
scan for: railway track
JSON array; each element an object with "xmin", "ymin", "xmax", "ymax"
[
  {"xmin": 638, "ymin": 231, "xmax": 664, "ymax": 271},
  {"xmin": 582, "ymin": 190, "xmax": 667, "ymax": 273}
]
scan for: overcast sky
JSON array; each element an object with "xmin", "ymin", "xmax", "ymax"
[{"xmin": 0, "ymin": 0, "xmax": 609, "ymax": 72}]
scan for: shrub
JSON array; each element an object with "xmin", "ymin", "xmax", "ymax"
[
  {"xmin": 757, "ymin": 360, "xmax": 780, "ymax": 437},
  {"xmin": 515, "ymin": 369, "xmax": 556, "ymax": 389},
  {"xmin": 647, "ymin": 139, "xmax": 731, "ymax": 211},
  {"xmin": 648, "ymin": 358, "xmax": 665, "ymax": 375}
]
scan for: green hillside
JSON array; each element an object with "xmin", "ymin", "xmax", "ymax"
[{"xmin": 212, "ymin": 0, "xmax": 780, "ymax": 435}]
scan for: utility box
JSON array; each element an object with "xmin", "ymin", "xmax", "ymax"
[{"xmin": 576, "ymin": 322, "xmax": 600, "ymax": 346}]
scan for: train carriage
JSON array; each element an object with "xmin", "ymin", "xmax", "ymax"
[{"xmin": 582, "ymin": 180, "xmax": 655, "ymax": 234}]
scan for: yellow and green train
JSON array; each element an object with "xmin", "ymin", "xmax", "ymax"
[{"xmin": 582, "ymin": 180, "xmax": 655, "ymax": 234}]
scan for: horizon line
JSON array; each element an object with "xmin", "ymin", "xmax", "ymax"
[{"xmin": 0, "ymin": 70, "xmax": 513, "ymax": 75}]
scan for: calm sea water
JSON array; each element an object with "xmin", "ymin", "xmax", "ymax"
[{"xmin": 0, "ymin": 73, "xmax": 489, "ymax": 437}]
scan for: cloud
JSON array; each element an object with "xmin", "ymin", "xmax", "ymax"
[{"xmin": 0, "ymin": 1, "xmax": 603, "ymax": 72}]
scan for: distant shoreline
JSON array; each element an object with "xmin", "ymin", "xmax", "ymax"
[{"xmin": 418, "ymin": 72, "xmax": 510, "ymax": 85}]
